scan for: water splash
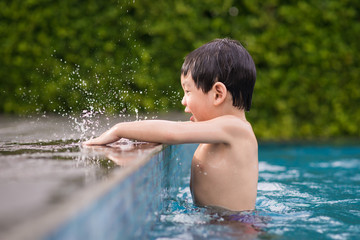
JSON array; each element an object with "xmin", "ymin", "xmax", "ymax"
[
  {"xmin": 69, "ymin": 108, "xmax": 105, "ymax": 141},
  {"xmin": 134, "ymin": 108, "xmax": 139, "ymax": 121}
]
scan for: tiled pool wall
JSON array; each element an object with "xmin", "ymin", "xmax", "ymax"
[{"xmin": 45, "ymin": 144, "xmax": 197, "ymax": 240}]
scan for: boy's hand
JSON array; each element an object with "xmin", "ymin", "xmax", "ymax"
[
  {"xmin": 82, "ymin": 128, "xmax": 121, "ymax": 146},
  {"xmin": 82, "ymin": 137, "xmax": 104, "ymax": 146},
  {"xmin": 82, "ymin": 138, "xmax": 97, "ymax": 146}
]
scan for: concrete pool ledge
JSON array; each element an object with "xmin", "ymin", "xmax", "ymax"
[{"xmin": 4, "ymin": 143, "xmax": 189, "ymax": 240}]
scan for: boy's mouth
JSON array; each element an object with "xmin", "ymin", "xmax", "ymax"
[{"xmin": 190, "ymin": 115, "xmax": 195, "ymax": 122}]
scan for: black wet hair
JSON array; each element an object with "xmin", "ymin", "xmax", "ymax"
[{"xmin": 181, "ymin": 38, "xmax": 256, "ymax": 111}]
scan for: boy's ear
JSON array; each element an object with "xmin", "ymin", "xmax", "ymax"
[{"xmin": 212, "ymin": 82, "xmax": 227, "ymax": 106}]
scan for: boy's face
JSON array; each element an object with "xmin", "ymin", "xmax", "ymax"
[{"xmin": 181, "ymin": 74, "xmax": 213, "ymax": 122}]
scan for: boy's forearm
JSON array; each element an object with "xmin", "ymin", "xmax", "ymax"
[
  {"xmin": 114, "ymin": 120, "xmax": 183, "ymax": 143},
  {"xmin": 83, "ymin": 120, "xmax": 177, "ymax": 145},
  {"xmin": 83, "ymin": 118, "xmax": 232, "ymax": 146}
]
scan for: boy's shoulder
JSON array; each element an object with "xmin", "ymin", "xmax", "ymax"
[{"xmin": 210, "ymin": 115, "xmax": 255, "ymax": 139}]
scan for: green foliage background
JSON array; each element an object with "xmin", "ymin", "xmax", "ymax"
[{"xmin": 1, "ymin": 0, "xmax": 359, "ymax": 140}]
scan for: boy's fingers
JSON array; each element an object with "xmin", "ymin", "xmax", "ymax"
[{"xmin": 82, "ymin": 139, "xmax": 95, "ymax": 146}]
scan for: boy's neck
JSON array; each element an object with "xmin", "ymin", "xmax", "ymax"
[
  {"xmin": 229, "ymin": 108, "xmax": 247, "ymax": 121},
  {"xmin": 214, "ymin": 106, "xmax": 247, "ymax": 122}
]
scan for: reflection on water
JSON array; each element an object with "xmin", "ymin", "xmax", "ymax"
[{"xmin": 84, "ymin": 139, "xmax": 160, "ymax": 166}]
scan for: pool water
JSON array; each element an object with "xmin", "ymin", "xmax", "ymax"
[
  {"xmin": 148, "ymin": 143, "xmax": 360, "ymax": 240},
  {"xmin": 256, "ymin": 143, "xmax": 360, "ymax": 240}
]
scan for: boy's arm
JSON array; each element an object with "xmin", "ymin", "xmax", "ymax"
[{"xmin": 83, "ymin": 118, "xmax": 238, "ymax": 146}]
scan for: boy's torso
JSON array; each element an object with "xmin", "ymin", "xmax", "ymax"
[{"xmin": 190, "ymin": 133, "xmax": 258, "ymax": 211}]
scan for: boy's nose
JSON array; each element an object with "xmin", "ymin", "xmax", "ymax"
[
  {"xmin": 181, "ymin": 96, "xmax": 186, "ymax": 106},
  {"xmin": 181, "ymin": 96, "xmax": 190, "ymax": 113}
]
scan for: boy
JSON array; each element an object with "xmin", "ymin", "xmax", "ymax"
[{"xmin": 84, "ymin": 38, "xmax": 258, "ymax": 211}]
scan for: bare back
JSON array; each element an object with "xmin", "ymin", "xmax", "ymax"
[{"xmin": 190, "ymin": 120, "xmax": 258, "ymax": 211}]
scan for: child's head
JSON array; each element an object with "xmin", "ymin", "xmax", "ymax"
[{"xmin": 181, "ymin": 38, "xmax": 256, "ymax": 111}]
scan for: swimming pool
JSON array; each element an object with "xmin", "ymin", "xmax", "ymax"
[
  {"xmin": 142, "ymin": 143, "xmax": 360, "ymax": 239},
  {"xmin": 1, "ymin": 116, "xmax": 359, "ymax": 239},
  {"xmin": 255, "ymin": 143, "xmax": 360, "ymax": 240},
  {"xmin": 49, "ymin": 142, "xmax": 359, "ymax": 240}
]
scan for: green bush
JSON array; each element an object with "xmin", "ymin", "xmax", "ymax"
[{"xmin": 0, "ymin": 0, "xmax": 359, "ymax": 140}]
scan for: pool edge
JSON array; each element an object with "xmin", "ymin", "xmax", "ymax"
[{"xmin": 3, "ymin": 144, "xmax": 165, "ymax": 240}]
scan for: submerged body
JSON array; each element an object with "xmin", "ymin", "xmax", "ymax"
[{"xmin": 190, "ymin": 118, "xmax": 258, "ymax": 211}]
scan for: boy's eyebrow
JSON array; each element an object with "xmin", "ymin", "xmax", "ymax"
[{"xmin": 182, "ymin": 80, "xmax": 190, "ymax": 87}]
